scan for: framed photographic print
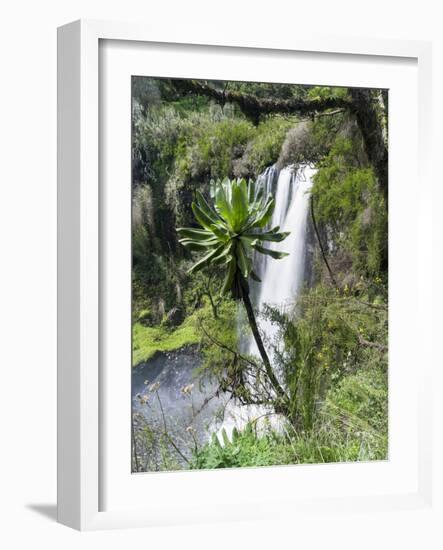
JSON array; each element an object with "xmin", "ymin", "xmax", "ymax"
[
  {"xmin": 129, "ymin": 75, "xmax": 389, "ymax": 474},
  {"xmin": 58, "ymin": 20, "xmax": 437, "ymax": 534}
]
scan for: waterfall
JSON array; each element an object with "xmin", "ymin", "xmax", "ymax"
[
  {"xmin": 215, "ymin": 164, "xmax": 316, "ymax": 440},
  {"xmin": 251, "ymin": 163, "xmax": 316, "ymax": 355}
]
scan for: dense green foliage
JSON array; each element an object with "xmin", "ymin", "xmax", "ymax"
[
  {"xmin": 132, "ymin": 87, "xmax": 297, "ymax": 322},
  {"xmin": 131, "ymin": 78, "xmax": 389, "ymax": 472},
  {"xmin": 312, "ymin": 136, "xmax": 387, "ymax": 278},
  {"xmin": 193, "ymin": 364, "xmax": 387, "ymax": 469}
]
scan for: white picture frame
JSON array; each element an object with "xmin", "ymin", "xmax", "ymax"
[{"xmin": 57, "ymin": 19, "xmax": 436, "ymax": 533}]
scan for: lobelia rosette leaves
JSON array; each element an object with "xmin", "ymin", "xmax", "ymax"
[{"xmin": 177, "ymin": 177, "xmax": 290, "ymax": 298}]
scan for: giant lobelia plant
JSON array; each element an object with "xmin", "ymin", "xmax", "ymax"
[{"xmin": 177, "ymin": 177, "xmax": 290, "ymax": 404}]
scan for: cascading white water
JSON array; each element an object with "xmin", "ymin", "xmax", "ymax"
[
  {"xmin": 215, "ymin": 164, "xmax": 316, "ymax": 439},
  {"xmin": 251, "ymin": 164, "xmax": 316, "ymax": 354}
]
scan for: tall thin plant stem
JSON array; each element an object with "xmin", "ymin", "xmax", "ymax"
[
  {"xmin": 131, "ymin": 414, "xmax": 139, "ymax": 472},
  {"xmin": 155, "ymin": 391, "xmax": 191, "ymax": 466},
  {"xmin": 239, "ymin": 277, "xmax": 288, "ymax": 405},
  {"xmin": 310, "ymin": 195, "xmax": 337, "ymax": 287}
]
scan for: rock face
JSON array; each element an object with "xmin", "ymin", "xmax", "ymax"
[
  {"xmin": 278, "ymin": 121, "xmax": 317, "ymax": 168},
  {"xmin": 163, "ymin": 306, "xmax": 184, "ymax": 327},
  {"xmin": 360, "ymin": 206, "xmax": 373, "ymax": 227}
]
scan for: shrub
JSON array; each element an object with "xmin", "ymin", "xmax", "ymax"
[
  {"xmin": 240, "ymin": 116, "xmax": 295, "ymax": 176},
  {"xmin": 264, "ymin": 284, "xmax": 387, "ymax": 431}
]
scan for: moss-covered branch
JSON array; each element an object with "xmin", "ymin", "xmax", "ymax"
[{"xmin": 170, "ymin": 79, "xmax": 351, "ymax": 124}]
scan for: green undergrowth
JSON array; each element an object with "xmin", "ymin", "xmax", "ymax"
[
  {"xmin": 191, "ymin": 367, "xmax": 387, "ymax": 470},
  {"xmin": 191, "ymin": 425, "xmax": 294, "ymax": 469}
]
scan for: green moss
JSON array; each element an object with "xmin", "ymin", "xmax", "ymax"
[{"xmin": 132, "ymin": 315, "xmax": 200, "ymax": 365}]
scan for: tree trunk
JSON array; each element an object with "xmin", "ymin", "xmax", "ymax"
[
  {"xmin": 349, "ymin": 88, "xmax": 388, "ymax": 204},
  {"xmin": 239, "ymin": 278, "xmax": 287, "ymax": 404},
  {"xmin": 349, "ymin": 89, "xmax": 389, "ymax": 271}
]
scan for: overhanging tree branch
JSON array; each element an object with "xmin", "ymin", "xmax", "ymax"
[
  {"xmin": 170, "ymin": 79, "xmax": 351, "ymax": 123},
  {"xmin": 169, "ymin": 81, "xmax": 388, "ymax": 205}
]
